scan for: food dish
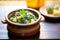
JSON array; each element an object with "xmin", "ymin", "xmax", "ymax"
[
  {"xmin": 1, "ymin": 8, "xmax": 44, "ymax": 37},
  {"xmin": 40, "ymin": 5, "xmax": 60, "ymax": 17},
  {"xmin": 46, "ymin": 4, "xmax": 60, "ymax": 16},
  {"xmin": 39, "ymin": 5, "xmax": 60, "ymax": 22},
  {"xmin": 9, "ymin": 9, "xmax": 37, "ymax": 24}
]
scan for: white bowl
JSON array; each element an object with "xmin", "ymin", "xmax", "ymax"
[{"xmin": 39, "ymin": 6, "xmax": 60, "ymax": 22}]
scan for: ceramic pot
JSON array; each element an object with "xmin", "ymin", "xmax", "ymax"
[{"xmin": 1, "ymin": 8, "xmax": 44, "ymax": 37}]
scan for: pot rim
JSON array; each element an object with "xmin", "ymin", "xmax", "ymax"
[{"xmin": 6, "ymin": 8, "xmax": 41, "ymax": 26}]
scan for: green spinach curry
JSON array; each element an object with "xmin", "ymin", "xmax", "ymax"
[{"xmin": 9, "ymin": 9, "xmax": 38, "ymax": 24}]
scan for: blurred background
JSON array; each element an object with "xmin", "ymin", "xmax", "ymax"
[{"xmin": 0, "ymin": 0, "xmax": 60, "ymax": 6}]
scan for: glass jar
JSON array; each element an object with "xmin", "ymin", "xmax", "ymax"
[{"xmin": 26, "ymin": 0, "xmax": 45, "ymax": 10}]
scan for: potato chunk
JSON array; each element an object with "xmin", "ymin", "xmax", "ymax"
[
  {"xmin": 10, "ymin": 17, "xmax": 13, "ymax": 21},
  {"xmin": 53, "ymin": 10, "xmax": 60, "ymax": 16},
  {"xmin": 31, "ymin": 19, "xmax": 35, "ymax": 23},
  {"xmin": 12, "ymin": 18, "xmax": 17, "ymax": 23},
  {"xmin": 17, "ymin": 15, "xmax": 24, "ymax": 20}
]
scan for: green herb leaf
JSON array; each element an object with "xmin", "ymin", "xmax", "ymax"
[{"xmin": 19, "ymin": 9, "xmax": 26, "ymax": 15}]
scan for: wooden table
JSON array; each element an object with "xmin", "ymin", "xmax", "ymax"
[{"xmin": 0, "ymin": 1, "xmax": 60, "ymax": 39}]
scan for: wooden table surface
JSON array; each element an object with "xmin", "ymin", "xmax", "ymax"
[{"xmin": 0, "ymin": 1, "xmax": 60, "ymax": 39}]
